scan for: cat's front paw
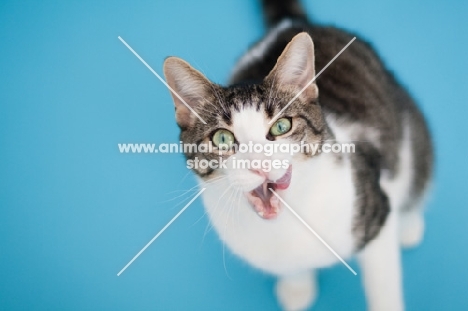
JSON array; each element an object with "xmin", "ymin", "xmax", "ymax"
[
  {"xmin": 275, "ymin": 272, "xmax": 316, "ymax": 311},
  {"xmin": 399, "ymin": 211, "xmax": 425, "ymax": 249}
]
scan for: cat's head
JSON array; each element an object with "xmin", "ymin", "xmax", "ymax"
[{"xmin": 163, "ymin": 33, "xmax": 327, "ymax": 219}]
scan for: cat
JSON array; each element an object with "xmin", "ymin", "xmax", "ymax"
[{"xmin": 163, "ymin": 0, "xmax": 433, "ymax": 310}]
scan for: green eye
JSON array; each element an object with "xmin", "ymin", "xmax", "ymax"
[
  {"xmin": 270, "ymin": 118, "xmax": 292, "ymax": 136},
  {"xmin": 212, "ymin": 129, "xmax": 235, "ymax": 148}
]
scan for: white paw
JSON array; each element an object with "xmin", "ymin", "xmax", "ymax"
[
  {"xmin": 400, "ymin": 212, "xmax": 425, "ymax": 248},
  {"xmin": 275, "ymin": 273, "xmax": 316, "ymax": 311}
]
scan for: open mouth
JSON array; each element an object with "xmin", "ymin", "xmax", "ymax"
[{"xmin": 246, "ymin": 166, "xmax": 292, "ymax": 220}]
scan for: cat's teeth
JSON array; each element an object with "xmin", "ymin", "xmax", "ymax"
[
  {"xmin": 270, "ymin": 195, "xmax": 280, "ymax": 212},
  {"xmin": 271, "ymin": 195, "xmax": 279, "ymax": 203},
  {"xmin": 257, "ymin": 210, "xmax": 264, "ymax": 217}
]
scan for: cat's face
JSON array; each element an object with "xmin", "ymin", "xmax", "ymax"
[{"xmin": 164, "ymin": 33, "xmax": 326, "ymax": 219}]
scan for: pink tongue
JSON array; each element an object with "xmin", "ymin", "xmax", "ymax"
[
  {"xmin": 275, "ymin": 166, "xmax": 292, "ymax": 190},
  {"xmin": 249, "ymin": 183, "xmax": 280, "ymax": 219},
  {"xmin": 247, "ymin": 166, "xmax": 292, "ymax": 220}
]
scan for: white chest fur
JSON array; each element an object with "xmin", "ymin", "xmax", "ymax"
[{"xmin": 200, "ymin": 152, "xmax": 356, "ymax": 276}]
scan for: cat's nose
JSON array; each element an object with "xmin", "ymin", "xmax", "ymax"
[{"xmin": 250, "ymin": 169, "xmax": 268, "ymax": 178}]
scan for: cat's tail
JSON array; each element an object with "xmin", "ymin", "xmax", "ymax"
[{"xmin": 261, "ymin": 0, "xmax": 308, "ymax": 27}]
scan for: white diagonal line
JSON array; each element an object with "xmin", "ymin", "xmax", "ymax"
[
  {"xmin": 117, "ymin": 188, "xmax": 206, "ymax": 276},
  {"xmin": 269, "ymin": 189, "xmax": 357, "ymax": 275},
  {"xmin": 269, "ymin": 37, "xmax": 356, "ymax": 124},
  {"xmin": 118, "ymin": 36, "xmax": 207, "ymax": 125}
]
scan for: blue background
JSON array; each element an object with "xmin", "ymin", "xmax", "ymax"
[{"xmin": 1, "ymin": 0, "xmax": 467, "ymax": 310}]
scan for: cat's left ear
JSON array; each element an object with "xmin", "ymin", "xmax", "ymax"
[
  {"xmin": 265, "ymin": 32, "xmax": 318, "ymax": 99},
  {"xmin": 163, "ymin": 57, "xmax": 212, "ymax": 128}
]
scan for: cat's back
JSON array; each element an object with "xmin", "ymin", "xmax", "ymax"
[
  {"xmin": 231, "ymin": 22, "xmax": 407, "ymax": 127},
  {"xmin": 230, "ymin": 20, "xmax": 432, "ymax": 199}
]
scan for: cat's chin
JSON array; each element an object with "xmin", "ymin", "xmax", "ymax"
[{"xmin": 246, "ymin": 166, "xmax": 292, "ymax": 220}]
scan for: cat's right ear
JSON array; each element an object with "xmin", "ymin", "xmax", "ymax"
[
  {"xmin": 265, "ymin": 32, "xmax": 318, "ymax": 100},
  {"xmin": 163, "ymin": 57, "xmax": 212, "ymax": 128}
]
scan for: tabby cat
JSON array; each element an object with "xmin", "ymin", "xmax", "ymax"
[{"xmin": 163, "ymin": 0, "xmax": 433, "ymax": 310}]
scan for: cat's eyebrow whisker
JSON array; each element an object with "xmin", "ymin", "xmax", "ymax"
[
  {"xmin": 269, "ymin": 37, "xmax": 356, "ymax": 124},
  {"xmin": 195, "ymin": 102, "xmax": 225, "ymax": 120},
  {"xmin": 201, "ymin": 99, "xmax": 217, "ymax": 111},
  {"xmin": 117, "ymin": 36, "xmax": 207, "ymax": 125},
  {"xmin": 195, "ymin": 107, "xmax": 210, "ymax": 116},
  {"xmin": 198, "ymin": 84, "xmax": 226, "ymax": 119},
  {"xmin": 266, "ymin": 72, "xmax": 278, "ymax": 110},
  {"xmin": 194, "ymin": 103, "xmax": 217, "ymax": 115},
  {"xmin": 209, "ymin": 84, "xmax": 230, "ymax": 116},
  {"xmin": 271, "ymin": 78, "xmax": 283, "ymax": 110}
]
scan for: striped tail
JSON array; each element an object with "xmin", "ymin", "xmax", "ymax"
[{"xmin": 261, "ymin": 0, "xmax": 308, "ymax": 27}]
